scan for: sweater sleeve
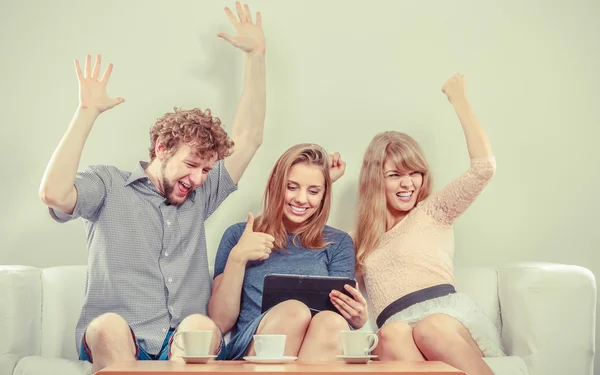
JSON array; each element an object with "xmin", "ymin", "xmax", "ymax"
[{"xmin": 421, "ymin": 156, "xmax": 497, "ymax": 226}]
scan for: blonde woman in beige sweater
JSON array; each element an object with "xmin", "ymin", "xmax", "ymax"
[{"xmin": 351, "ymin": 74, "xmax": 504, "ymax": 375}]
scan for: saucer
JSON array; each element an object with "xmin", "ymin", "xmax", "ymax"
[
  {"xmin": 336, "ymin": 354, "xmax": 378, "ymax": 364},
  {"xmin": 243, "ymin": 356, "xmax": 298, "ymax": 364},
  {"xmin": 181, "ymin": 355, "xmax": 217, "ymax": 364}
]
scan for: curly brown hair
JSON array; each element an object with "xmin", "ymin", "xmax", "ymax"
[{"xmin": 149, "ymin": 107, "xmax": 234, "ymax": 160}]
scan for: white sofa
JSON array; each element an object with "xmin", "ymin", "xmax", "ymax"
[{"xmin": 0, "ymin": 263, "xmax": 596, "ymax": 375}]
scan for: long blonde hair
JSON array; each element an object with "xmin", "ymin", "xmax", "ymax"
[
  {"xmin": 254, "ymin": 144, "xmax": 332, "ymax": 250},
  {"xmin": 354, "ymin": 131, "xmax": 432, "ymax": 272}
]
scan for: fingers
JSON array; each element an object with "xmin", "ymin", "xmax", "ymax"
[
  {"xmin": 91, "ymin": 55, "xmax": 101, "ymax": 80},
  {"xmin": 332, "ymin": 299, "xmax": 352, "ymax": 320},
  {"xmin": 331, "ymin": 289, "xmax": 362, "ymax": 311},
  {"xmin": 217, "ymin": 33, "xmax": 240, "ymax": 48},
  {"xmin": 244, "ymin": 4, "xmax": 253, "ymax": 23},
  {"xmin": 84, "ymin": 55, "xmax": 92, "ymax": 79},
  {"xmin": 99, "ymin": 63, "xmax": 114, "ymax": 84},
  {"xmin": 256, "ymin": 11, "xmax": 262, "ymax": 26},
  {"xmin": 244, "ymin": 212, "xmax": 255, "ymax": 232},
  {"xmin": 74, "ymin": 59, "xmax": 84, "ymax": 81},
  {"xmin": 331, "ymin": 296, "xmax": 359, "ymax": 320},
  {"xmin": 223, "ymin": 7, "xmax": 239, "ymax": 26},
  {"xmin": 332, "ymin": 152, "xmax": 340, "ymax": 168},
  {"xmin": 111, "ymin": 97, "xmax": 125, "ymax": 107},
  {"xmin": 344, "ymin": 284, "xmax": 367, "ymax": 305},
  {"xmin": 235, "ymin": 1, "xmax": 245, "ymax": 23}
]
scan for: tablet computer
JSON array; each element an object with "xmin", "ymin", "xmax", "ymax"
[{"xmin": 261, "ymin": 274, "xmax": 357, "ymax": 315}]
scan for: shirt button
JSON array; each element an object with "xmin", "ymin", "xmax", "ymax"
[
  {"xmin": 168, "ymin": 277, "xmax": 173, "ymax": 283},
  {"xmin": 162, "ymin": 328, "xmax": 167, "ymax": 333},
  {"xmin": 169, "ymin": 306, "xmax": 174, "ymax": 313},
  {"xmin": 166, "ymin": 220, "xmax": 171, "ymax": 226},
  {"xmin": 164, "ymin": 252, "xmax": 169, "ymax": 257}
]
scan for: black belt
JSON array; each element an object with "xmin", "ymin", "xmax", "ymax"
[{"xmin": 376, "ymin": 284, "xmax": 456, "ymax": 329}]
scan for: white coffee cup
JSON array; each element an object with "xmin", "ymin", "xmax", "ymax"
[
  {"xmin": 340, "ymin": 330, "xmax": 379, "ymax": 356},
  {"xmin": 172, "ymin": 330, "xmax": 213, "ymax": 357},
  {"xmin": 253, "ymin": 334, "xmax": 286, "ymax": 358}
]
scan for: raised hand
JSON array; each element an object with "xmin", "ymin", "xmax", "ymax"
[
  {"xmin": 230, "ymin": 213, "xmax": 275, "ymax": 263},
  {"xmin": 217, "ymin": 2, "xmax": 266, "ymax": 54},
  {"xmin": 328, "ymin": 152, "xmax": 346, "ymax": 183},
  {"xmin": 330, "ymin": 283, "xmax": 369, "ymax": 329},
  {"xmin": 75, "ymin": 55, "xmax": 124, "ymax": 113},
  {"xmin": 442, "ymin": 73, "xmax": 467, "ymax": 104}
]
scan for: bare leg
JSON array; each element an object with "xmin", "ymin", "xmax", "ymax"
[
  {"xmin": 413, "ymin": 314, "xmax": 494, "ymax": 375},
  {"xmin": 84, "ymin": 313, "xmax": 136, "ymax": 374},
  {"xmin": 372, "ymin": 321, "xmax": 425, "ymax": 361},
  {"xmin": 297, "ymin": 311, "xmax": 347, "ymax": 361},
  {"xmin": 169, "ymin": 314, "xmax": 221, "ymax": 363},
  {"xmin": 247, "ymin": 300, "xmax": 312, "ymax": 357}
]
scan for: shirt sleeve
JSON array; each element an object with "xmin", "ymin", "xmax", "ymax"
[
  {"xmin": 421, "ymin": 156, "xmax": 497, "ymax": 226},
  {"xmin": 200, "ymin": 159, "xmax": 238, "ymax": 219},
  {"xmin": 213, "ymin": 223, "xmax": 244, "ymax": 278},
  {"xmin": 327, "ymin": 233, "xmax": 356, "ymax": 279},
  {"xmin": 49, "ymin": 165, "xmax": 112, "ymax": 223}
]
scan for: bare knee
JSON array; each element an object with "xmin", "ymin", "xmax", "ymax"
[
  {"xmin": 378, "ymin": 321, "xmax": 413, "ymax": 345},
  {"xmin": 178, "ymin": 314, "xmax": 218, "ymax": 332},
  {"xmin": 413, "ymin": 315, "xmax": 456, "ymax": 354},
  {"xmin": 373, "ymin": 320, "xmax": 425, "ymax": 361},
  {"xmin": 272, "ymin": 300, "xmax": 312, "ymax": 328},
  {"xmin": 85, "ymin": 313, "xmax": 134, "ymax": 357},
  {"xmin": 310, "ymin": 311, "xmax": 348, "ymax": 334},
  {"xmin": 177, "ymin": 314, "xmax": 221, "ymax": 352}
]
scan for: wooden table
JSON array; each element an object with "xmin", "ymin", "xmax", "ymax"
[{"xmin": 97, "ymin": 360, "xmax": 466, "ymax": 375}]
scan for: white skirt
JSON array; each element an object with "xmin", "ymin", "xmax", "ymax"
[{"xmin": 383, "ymin": 291, "xmax": 505, "ymax": 358}]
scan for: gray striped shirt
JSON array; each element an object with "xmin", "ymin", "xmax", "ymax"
[{"xmin": 50, "ymin": 159, "xmax": 237, "ymax": 354}]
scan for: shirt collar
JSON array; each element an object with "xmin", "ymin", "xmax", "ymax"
[{"xmin": 124, "ymin": 161, "xmax": 196, "ymax": 203}]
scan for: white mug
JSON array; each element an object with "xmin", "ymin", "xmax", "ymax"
[
  {"xmin": 172, "ymin": 330, "xmax": 213, "ymax": 357},
  {"xmin": 253, "ymin": 334, "xmax": 286, "ymax": 358},
  {"xmin": 340, "ymin": 330, "xmax": 379, "ymax": 356}
]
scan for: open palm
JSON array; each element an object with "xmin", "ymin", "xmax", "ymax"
[
  {"xmin": 218, "ymin": 2, "xmax": 266, "ymax": 54},
  {"xmin": 75, "ymin": 55, "xmax": 124, "ymax": 113}
]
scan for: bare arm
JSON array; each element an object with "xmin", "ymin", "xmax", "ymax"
[
  {"xmin": 208, "ymin": 258, "xmax": 248, "ymax": 333},
  {"xmin": 442, "ymin": 74, "xmax": 493, "ymax": 159},
  {"xmin": 208, "ymin": 214, "xmax": 274, "ymax": 333},
  {"xmin": 39, "ymin": 55, "xmax": 124, "ymax": 213},
  {"xmin": 217, "ymin": 3, "xmax": 267, "ymax": 184}
]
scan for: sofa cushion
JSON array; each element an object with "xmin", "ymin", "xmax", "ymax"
[
  {"xmin": 13, "ymin": 356, "xmax": 90, "ymax": 375},
  {"xmin": 484, "ymin": 356, "xmax": 529, "ymax": 375},
  {"xmin": 455, "ymin": 267, "xmax": 502, "ymax": 331},
  {"xmin": 40, "ymin": 266, "xmax": 87, "ymax": 360},
  {"xmin": 0, "ymin": 266, "xmax": 42, "ymax": 375}
]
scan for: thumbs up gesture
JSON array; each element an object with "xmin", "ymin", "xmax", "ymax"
[{"xmin": 230, "ymin": 213, "xmax": 275, "ymax": 263}]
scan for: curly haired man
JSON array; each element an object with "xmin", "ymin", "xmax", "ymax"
[{"xmin": 39, "ymin": 2, "xmax": 266, "ymax": 372}]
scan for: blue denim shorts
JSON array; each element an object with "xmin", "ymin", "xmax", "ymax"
[{"xmin": 79, "ymin": 326, "xmax": 227, "ymax": 362}]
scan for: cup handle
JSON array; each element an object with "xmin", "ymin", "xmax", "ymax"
[
  {"xmin": 367, "ymin": 333, "xmax": 379, "ymax": 353},
  {"xmin": 173, "ymin": 332, "xmax": 185, "ymax": 353}
]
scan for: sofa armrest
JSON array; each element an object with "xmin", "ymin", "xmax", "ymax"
[
  {"xmin": 0, "ymin": 266, "xmax": 42, "ymax": 375},
  {"xmin": 497, "ymin": 262, "xmax": 596, "ymax": 375}
]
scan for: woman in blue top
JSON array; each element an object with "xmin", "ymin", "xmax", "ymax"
[{"xmin": 208, "ymin": 144, "xmax": 369, "ymax": 361}]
